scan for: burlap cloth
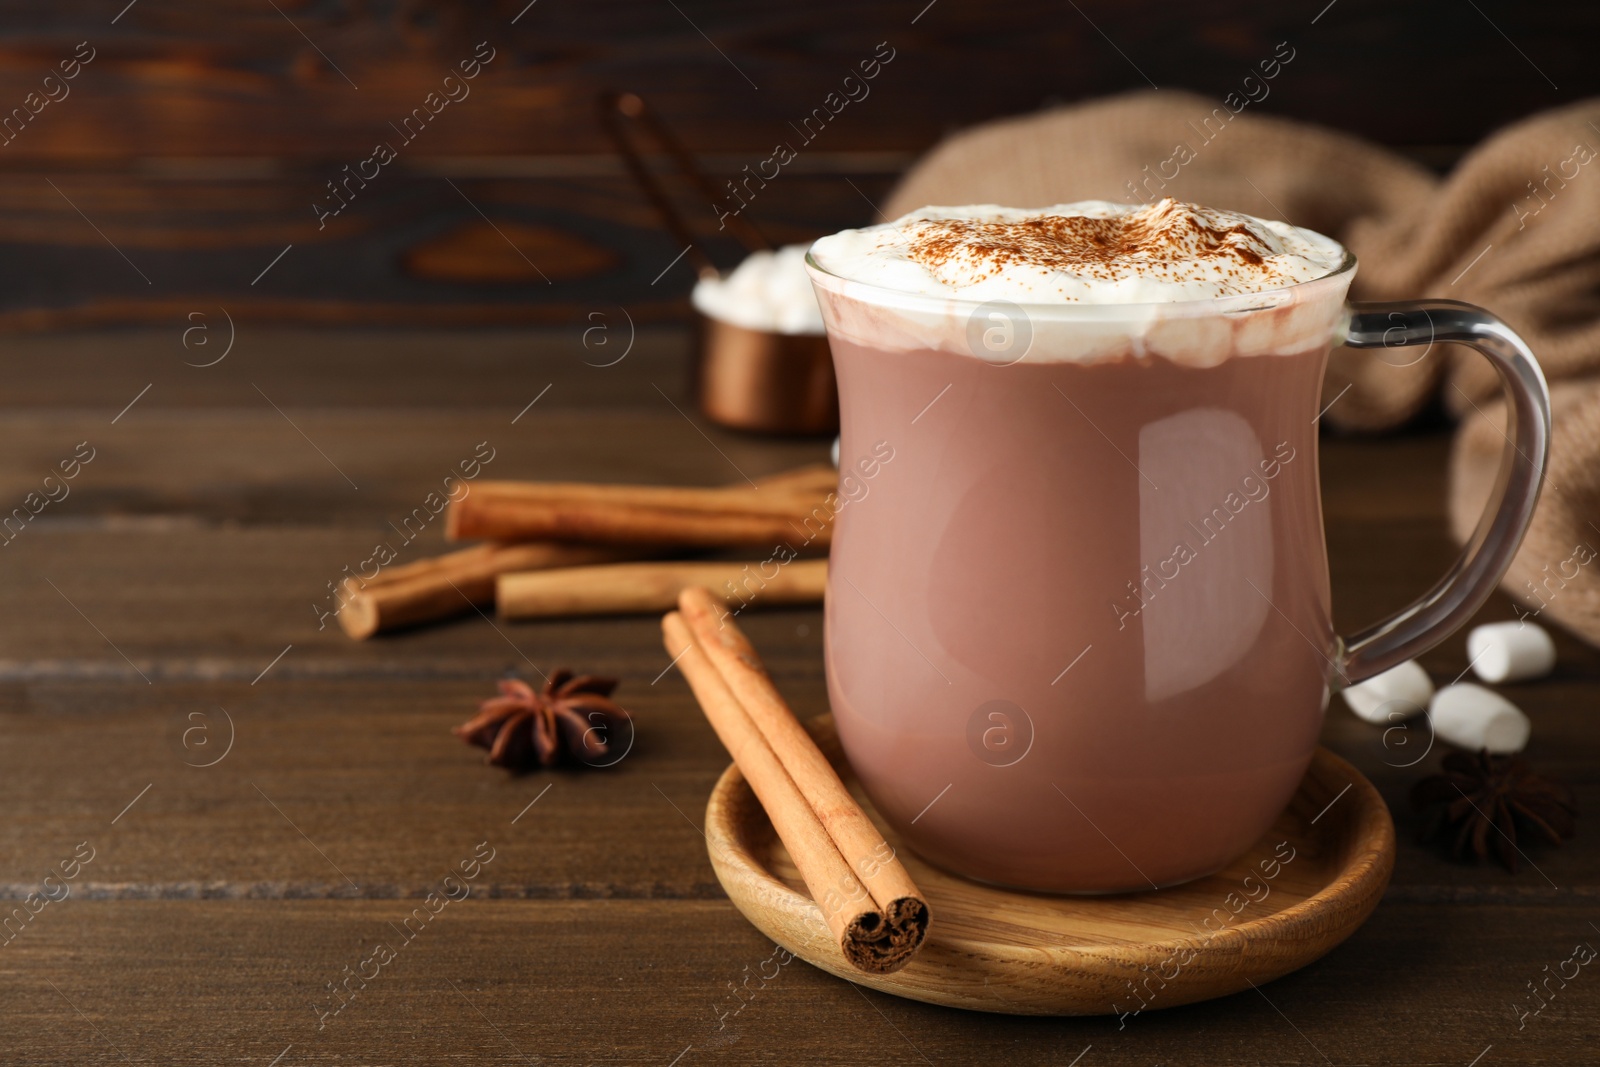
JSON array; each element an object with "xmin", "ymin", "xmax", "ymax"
[{"xmin": 883, "ymin": 91, "xmax": 1600, "ymax": 647}]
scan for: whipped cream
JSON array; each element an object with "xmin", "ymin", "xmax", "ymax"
[
  {"xmin": 805, "ymin": 200, "xmax": 1354, "ymax": 366},
  {"xmin": 808, "ymin": 199, "xmax": 1345, "ymax": 304},
  {"xmin": 691, "ymin": 244, "xmax": 825, "ymax": 334}
]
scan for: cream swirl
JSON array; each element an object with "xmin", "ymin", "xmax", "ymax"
[{"xmin": 808, "ymin": 199, "xmax": 1344, "ymax": 304}]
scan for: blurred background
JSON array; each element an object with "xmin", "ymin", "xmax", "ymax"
[{"xmin": 2, "ymin": 0, "xmax": 1593, "ymax": 335}]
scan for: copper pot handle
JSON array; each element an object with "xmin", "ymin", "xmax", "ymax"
[{"xmin": 597, "ymin": 90, "xmax": 771, "ymax": 273}]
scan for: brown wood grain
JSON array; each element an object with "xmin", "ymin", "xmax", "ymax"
[
  {"xmin": 0, "ymin": 1, "xmax": 1589, "ymax": 158},
  {"xmin": 0, "ymin": 414, "xmax": 829, "ymax": 527},
  {"xmin": 0, "ymin": 2, "xmax": 1590, "ymax": 326},
  {"xmin": 0, "ymin": 327, "xmax": 700, "ymax": 409},
  {"xmin": 0, "ymin": 327, "xmax": 1595, "ymax": 1062},
  {"xmin": 0, "ymin": 170, "xmax": 886, "ymax": 329},
  {"xmin": 3, "ymin": 898, "xmax": 1597, "ymax": 1066},
  {"xmin": 710, "ymin": 720, "xmax": 1394, "ymax": 1014}
]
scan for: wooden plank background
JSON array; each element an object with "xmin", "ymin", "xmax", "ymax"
[
  {"xmin": 1, "ymin": 4, "xmax": 1597, "ymax": 1061},
  {"xmin": 0, "ymin": 0, "xmax": 1593, "ymax": 329},
  {"xmin": 0, "ymin": 336, "xmax": 1596, "ymax": 1065}
]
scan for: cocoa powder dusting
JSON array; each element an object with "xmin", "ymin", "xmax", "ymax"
[{"xmin": 906, "ymin": 199, "xmax": 1287, "ymax": 297}]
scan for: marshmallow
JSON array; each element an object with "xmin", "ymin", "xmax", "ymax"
[
  {"xmin": 1429, "ymin": 684, "xmax": 1531, "ymax": 754},
  {"xmin": 1467, "ymin": 621, "xmax": 1556, "ymax": 684},
  {"xmin": 690, "ymin": 244, "xmax": 825, "ymax": 335},
  {"xmin": 1341, "ymin": 660, "xmax": 1433, "ymax": 723}
]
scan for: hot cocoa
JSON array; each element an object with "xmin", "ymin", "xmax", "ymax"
[{"xmin": 809, "ymin": 199, "xmax": 1352, "ymax": 891}]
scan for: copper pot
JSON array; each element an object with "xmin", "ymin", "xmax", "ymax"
[
  {"xmin": 601, "ymin": 89, "xmax": 839, "ymax": 435},
  {"xmin": 694, "ymin": 313, "xmax": 838, "ymax": 434}
]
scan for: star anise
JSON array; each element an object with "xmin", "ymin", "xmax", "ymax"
[
  {"xmin": 1411, "ymin": 749, "xmax": 1576, "ymax": 872},
  {"xmin": 453, "ymin": 671, "xmax": 628, "ymax": 772}
]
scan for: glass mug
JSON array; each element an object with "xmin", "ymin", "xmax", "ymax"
[{"xmin": 806, "ymin": 245, "xmax": 1549, "ymax": 893}]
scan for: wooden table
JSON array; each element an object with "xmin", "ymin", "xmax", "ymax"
[{"xmin": 2, "ymin": 328, "xmax": 1594, "ymax": 1066}]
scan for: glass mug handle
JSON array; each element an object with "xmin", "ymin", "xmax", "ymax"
[{"xmin": 1334, "ymin": 300, "xmax": 1551, "ymax": 686}]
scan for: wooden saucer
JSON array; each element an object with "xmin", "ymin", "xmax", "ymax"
[{"xmin": 705, "ymin": 716, "xmax": 1395, "ymax": 1015}]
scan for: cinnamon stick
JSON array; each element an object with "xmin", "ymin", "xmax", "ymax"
[
  {"xmin": 498, "ymin": 558, "xmax": 826, "ymax": 620},
  {"xmin": 447, "ymin": 480, "xmax": 837, "ymax": 547},
  {"xmin": 337, "ymin": 464, "xmax": 835, "ymax": 639},
  {"xmin": 337, "ymin": 541, "xmax": 643, "ymax": 639},
  {"xmin": 662, "ymin": 612, "xmax": 913, "ymax": 975},
  {"xmin": 676, "ymin": 587, "xmax": 925, "ymax": 923},
  {"xmin": 676, "ymin": 587, "xmax": 927, "ymax": 968},
  {"xmin": 749, "ymin": 463, "xmax": 839, "ymax": 496},
  {"xmin": 662, "ymin": 605, "xmax": 929, "ymax": 974}
]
